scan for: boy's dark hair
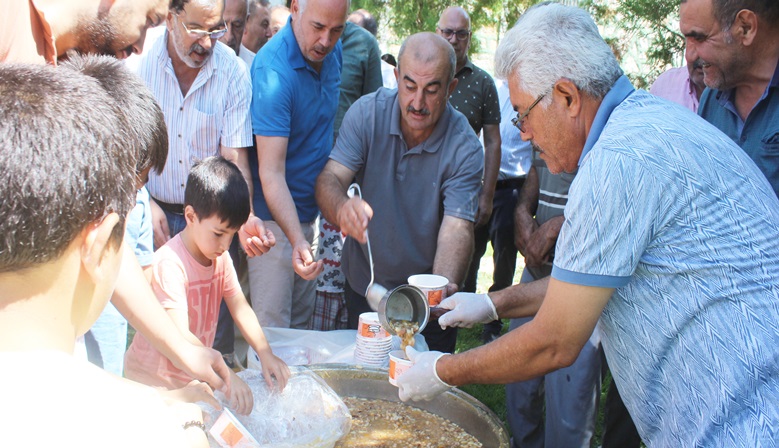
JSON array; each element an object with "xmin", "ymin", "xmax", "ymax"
[
  {"xmin": 0, "ymin": 62, "xmax": 135, "ymax": 273},
  {"xmin": 185, "ymin": 157, "xmax": 250, "ymax": 229},
  {"xmin": 60, "ymin": 54, "xmax": 168, "ymax": 176}
]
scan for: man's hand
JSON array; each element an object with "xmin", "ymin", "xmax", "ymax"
[
  {"xmin": 239, "ymin": 215, "xmax": 276, "ymax": 257},
  {"xmin": 474, "ymin": 190, "xmax": 494, "ymax": 228},
  {"xmin": 397, "ymin": 347, "xmax": 452, "ymax": 402},
  {"xmin": 226, "ymin": 371, "xmax": 254, "ymax": 415},
  {"xmin": 150, "ymin": 199, "xmax": 171, "ymax": 248},
  {"xmin": 522, "ymin": 217, "xmax": 563, "ymax": 268},
  {"xmin": 172, "ymin": 344, "xmax": 232, "ymax": 394},
  {"xmin": 336, "ymin": 197, "xmax": 373, "ymax": 244},
  {"xmin": 292, "ymin": 240, "xmax": 323, "ymax": 280},
  {"xmin": 437, "ymin": 292, "xmax": 498, "ymax": 329}
]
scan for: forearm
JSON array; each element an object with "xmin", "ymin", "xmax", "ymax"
[
  {"xmin": 221, "ymin": 146, "xmax": 254, "ymax": 212},
  {"xmin": 229, "ymin": 297, "xmax": 273, "ymax": 357},
  {"xmin": 516, "ymin": 165, "xmax": 539, "ymax": 217},
  {"xmin": 112, "ymin": 244, "xmax": 190, "ymax": 366},
  {"xmin": 481, "ymin": 128, "xmax": 502, "ymax": 201},
  {"xmin": 432, "ymin": 217, "xmax": 474, "ymax": 287},
  {"xmin": 489, "ymin": 276, "xmax": 549, "ymax": 319},
  {"xmin": 437, "ymin": 318, "xmax": 568, "ymax": 386},
  {"xmin": 315, "ymin": 168, "xmax": 350, "ymax": 227},
  {"xmin": 261, "ymin": 173, "xmax": 305, "ymax": 245}
]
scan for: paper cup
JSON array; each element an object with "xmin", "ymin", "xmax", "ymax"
[
  {"xmin": 408, "ymin": 274, "xmax": 449, "ymax": 306},
  {"xmin": 388, "ymin": 350, "xmax": 413, "ymax": 386},
  {"xmin": 358, "ymin": 312, "xmax": 390, "ymax": 339}
]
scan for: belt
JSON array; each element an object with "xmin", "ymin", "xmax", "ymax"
[
  {"xmin": 152, "ymin": 197, "xmax": 184, "ymax": 215},
  {"xmin": 495, "ymin": 177, "xmax": 526, "ymax": 190}
]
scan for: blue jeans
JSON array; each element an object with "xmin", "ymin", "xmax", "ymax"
[{"xmin": 88, "ymin": 301, "xmax": 128, "ymax": 376}]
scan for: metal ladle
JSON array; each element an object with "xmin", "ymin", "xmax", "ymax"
[{"xmin": 347, "ymin": 183, "xmax": 431, "ymax": 335}]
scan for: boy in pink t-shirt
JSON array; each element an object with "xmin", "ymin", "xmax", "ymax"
[{"xmin": 125, "ymin": 157, "xmax": 289, "ymax": 414}]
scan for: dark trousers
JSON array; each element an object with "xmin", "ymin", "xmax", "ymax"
[
  {"xmin": 344, "ymin": 281, "xmax": 458, "ymax": 353},
  {"xmin": 602, "ymin": 353, "xmax": 642, "ymax": 448},
  {"xmin": 463, "ymin": 185, "xmax": 522, "ymax": 335}
]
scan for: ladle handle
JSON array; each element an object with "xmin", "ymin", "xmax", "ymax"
[{"xmin": 429, "ymin": 306, "xmax": 450, "ymax": 320}]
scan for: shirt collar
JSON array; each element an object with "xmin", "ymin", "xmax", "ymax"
[
  {"xmin": 281, "ymin": 16, "xmax": 307, "ymax": 70},
  {"xmin": 455, "ymin": 58, "xmax": 474, "ymax": 78},
  {"xmin": 715, "ymin": 58, "xmax": 779, "ymax": 108},
  {"xmin": 579, "ymin": 74, "xmax": 635, "ymax": 165}
]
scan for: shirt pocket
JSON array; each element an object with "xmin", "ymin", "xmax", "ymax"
[
  {"xmin": 761, "ymin": 131, "xmax": 779, "ymax": 155},
  {"xmin": 189, "ymin": 109, "xmax": 220, "ymax": 162}
]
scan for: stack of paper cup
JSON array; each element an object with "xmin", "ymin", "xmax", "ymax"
[{"xmin": 354, "ymin": 312, "xmax": 392, "ymax": 368}]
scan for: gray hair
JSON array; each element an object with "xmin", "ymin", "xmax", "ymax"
[
  {"xmin": 495, "ymin": 3, "xmax": 622, "ymax": 102},
  {"xmin": 248, "ymin": 0, "xmax": 269, "ymax": 16}
]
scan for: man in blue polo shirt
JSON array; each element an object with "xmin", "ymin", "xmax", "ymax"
[
  {"xmin": 396, "ymin": 4, "xmax": 779, "ymax": 446},
  {"xmin": 248, "ymin": 0, "xmax": 346, "ymax": 329},
  {"xmin": 681, "ymin": 0, "xmax": 779, "ymax": 197}
]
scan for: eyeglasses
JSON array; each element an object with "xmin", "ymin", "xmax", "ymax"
[
  {"xmin": 437, "ymin": 27, "xmax": 471, "ymax": 41},
  {"xmin": 511, "ymin": 94, "xmax": 545, "ymax": 133},
  {"xmin": 175, "ymin": 14, "xmax": 228, "ymax": 40}
]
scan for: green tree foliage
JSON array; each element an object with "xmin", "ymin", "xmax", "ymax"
[{"xmin": 350, "ymin": 0, "xmax": 684, "ymax": 86}]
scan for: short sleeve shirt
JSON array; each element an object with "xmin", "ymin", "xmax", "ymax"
[
  {"xmin": 553, "ymin": 79, "xmax": 779, "ymax": 446},
  {"xmin": 124, "ymin": 234, "xmax": 241, "ymax": 388},
  {"xmin": 448, "ymin": 60, "xmax": 501, "ymax": 134},
  {"xmin": 250, "ymin": 17, "xmax": 342, "ymax": 222},
  {"xmin": 331, "ymin": 88, "xmax": 484, "ymax": 294}
]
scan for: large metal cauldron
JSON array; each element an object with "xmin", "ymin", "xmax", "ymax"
[{"xmin": 306, "ymin": 364, "xmax": 509, "ymax": 448}]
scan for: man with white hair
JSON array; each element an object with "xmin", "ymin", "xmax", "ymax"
[{"xmin": 397, "ymin": 3, "xmax": 779, "ymax": 445}]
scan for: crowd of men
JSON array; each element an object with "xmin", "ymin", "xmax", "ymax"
[{"xmin": 1, "ymin": 0, "xmax": 778, "ymax": 446}]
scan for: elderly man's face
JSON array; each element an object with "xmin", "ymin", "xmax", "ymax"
[
  {"xmin": 680, "ymin": 0, "xmax": 746, "ymax": 90},
  {"xmin": 397, "ymin": 55, "xmax": 454, "ymax": 138},
  {"xmin": 243, "ymin": 4, "xmax": 272, "ymax": 51},
  {"xmin": 508, "ymin": 75, "xmax": 579, "ymax": 174},
  {"xmin": 291, "ymin": 0, "xmax": 347, "ymax": 69},
  {"xmin": 436, "ymin": 11, "xmax": 470, "ymax": 65},
  {"xmin": 167, "ymin": 1, "xmax": 226, "ymax": 69},
  {"xmin": 219, "ymin": 0, "xmax": 248, "ymax": 54},
  {"xmin": 75, "ymin": 0, "xmax": 168, "ymax": 59}
]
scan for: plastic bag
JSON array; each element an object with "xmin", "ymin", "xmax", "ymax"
[{"xmin": 202, "ymin": 367, "xmax": 351, "ymax": 448}]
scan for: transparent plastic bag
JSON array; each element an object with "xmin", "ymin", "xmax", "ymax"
[{"xmin": 202, "ymin": 367, "xmax": 351, "ymax": 448}]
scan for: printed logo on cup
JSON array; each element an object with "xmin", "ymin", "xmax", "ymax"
[
  {"xmin": 408, "ymin": 274, "xmax": 449, "ymax": 306},
  {"xmin": 358, "ymin": 312, "xmax": 390, "ymax": 339}
]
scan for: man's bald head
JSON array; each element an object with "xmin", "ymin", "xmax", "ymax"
[
  {"xmin": 439, "ymin": 6, "xmax": 470, "ymax": 27},
  {"xmin": 398, "ymin": 32, "xmax": 456, "ymax": 84}
]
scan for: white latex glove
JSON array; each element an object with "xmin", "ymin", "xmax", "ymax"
[
  {"xmin": 437, "ymin": 292, "xmax": 498, "ymax": 329},
  {"xmin": 397, "ymin": 346, "xmax": 453, "ymax": 402}
]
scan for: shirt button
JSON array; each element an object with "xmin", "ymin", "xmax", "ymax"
[
  {"xmin": 179, "ymin": 107, "xmax": 184, "ymax": 111},
  {"xmin": 178, "ymin": 134, "xmax": 182, "ymax": 138}
]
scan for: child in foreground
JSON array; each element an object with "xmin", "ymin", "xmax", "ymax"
[
  {"xmin": 125, "ymin": 156, "xmax": 290, "ymax": 414},
  {"xmin": 0, "ymin": 61, "xmax": 208, "ymax": 447}
]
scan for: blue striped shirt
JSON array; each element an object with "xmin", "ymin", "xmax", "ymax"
[
  {"xmin": 554, "ymin": 77, "xmax": 779, "ymax": 445},
  {"xmin": 128, "ymin": 30, "xmax": 252, "ymax": 204}
]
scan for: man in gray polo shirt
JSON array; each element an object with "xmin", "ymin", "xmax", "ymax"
[{"xmin": 315, "ymin": 32, "xmax": 484, "ymax": 353}]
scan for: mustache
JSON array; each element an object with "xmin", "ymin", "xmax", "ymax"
[
  {"xmin": 692, "ymin": 58, "xmax": 705, "ymax": 70},
  {"xmin": 191, "ymin": 42, "xmax": 210, "ymax": 55},
  {"xmin": 406, "ymin": 105, "xmax": 430, "ymax": 116}
]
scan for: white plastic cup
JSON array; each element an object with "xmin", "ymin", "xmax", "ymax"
[
  {"xmin": 407, "ymin": 274, "xmax": 449, "ymax": 306},
  {"xmin": 388, "ymin": 350, "xmax": 413, "ymax": 386},
  {"xmin": 357, "ymin": 312, "xmax": 390, "ymax": 339}
]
